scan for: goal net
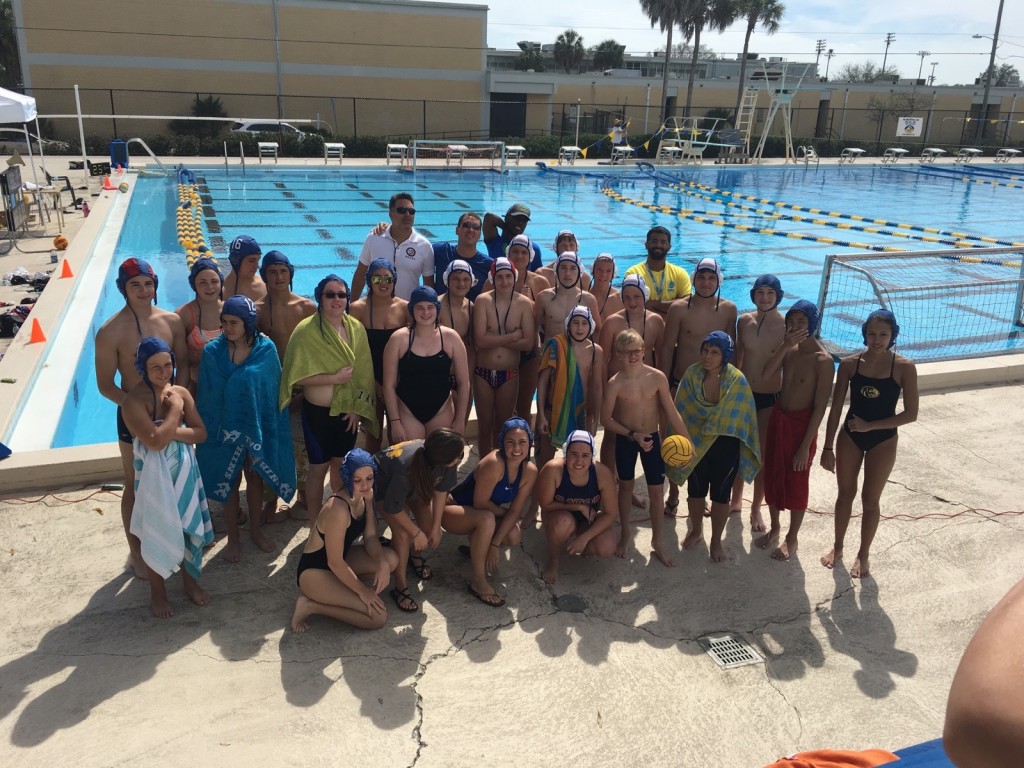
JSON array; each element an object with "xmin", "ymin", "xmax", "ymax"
[
  {"xmin": 817, "ymin": 247, "xmax": 1024, "ymax": 363},
  {"xmin": 405, "ymin": 140, "xmax": 506, "ymax": 172}
]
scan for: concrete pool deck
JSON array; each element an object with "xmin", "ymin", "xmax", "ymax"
[{"xmin": 0, "ymin": 381, "xmax": 1022, "ymax": 766}]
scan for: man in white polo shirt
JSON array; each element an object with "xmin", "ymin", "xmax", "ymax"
[{"xmin": 351, "ymin": 192, "xmax": 434, "ymax": 301}]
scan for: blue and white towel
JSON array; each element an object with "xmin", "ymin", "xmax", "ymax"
[{"xmin": 131, "ymin": 438, "xmax": 214, "ymax": 579}]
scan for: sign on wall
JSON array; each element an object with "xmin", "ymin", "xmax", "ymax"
[{"xmin": 898, "ymin": 117, "xmax": 924, "ymax": 137}]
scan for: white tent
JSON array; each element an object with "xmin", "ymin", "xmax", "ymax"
[{"xmin": 0, "ymin": 87, "xmax": 45, "ymax": 228}]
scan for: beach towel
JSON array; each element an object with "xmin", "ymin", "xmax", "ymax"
[
  {"xmin": 762, "ymin": 749, "xmax": 898, "ymax": 768},
  {"xmin": 540, "ymin": 334, "xmax": 588, "ymax": 448},
  {"xmin": 279, "ymin": 313, "xmax": 379, "ymax": 437},
  {"xmin": 667, "ymin": 361, "xmax": 761, "ymax": 486},
  {"xmin": 197, "ymin": 334, "xmax": 296, "ymax": 503},
  {"xmin": 764, "ymin": 403, "xmax": 816, "ymax": 511},
  {"xmin": 131, "ymin": 438, "xmax": 214, "ymax": 579}
]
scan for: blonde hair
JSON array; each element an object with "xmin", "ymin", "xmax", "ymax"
[{"xmin": 614, "ymin": 328, "xmax": 644, "ymax": 355}]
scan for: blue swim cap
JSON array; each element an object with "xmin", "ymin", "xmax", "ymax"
[
  {"xmin": 339, "ymin": 448, "xmax": 377, "ymax": 497},
  {"xmin": 701, "ymin": 330, "xmax": 734, "ymax": 366},
  {"xmin": 134, "ymin": 336, "xmax": 175, "ymax": 384},
  {"xmin": 221, "ymin": 294, "xmax": 259, "ymax": 343},
  {"xmin": 259, "ymin": 250, "xmax": 294, "ymax": 286},
  {"xmin": 786, "ymin": 299, "xmax": 819, "ymax": 335},
  {"xmin": 228, "ymin": 235, "xmax": 261, "ymax": 272},
  {"xmin": 750, "ymin": 274, "xmax": 783, "ymax": 308},
  {"xmin": 187, "ymin": 257, "xmax": 222, "ymax": 295},
  {"xmin": 498, "ymin": 416, "xmax": 533, "ymax": 459},
  {"xmin": 314, "ymin": 274, "xmax": 346, "ymax": 305},
  {"xmin": 408, "ymin": 285, "xmax": 441, "ymax": 320},
  {"xmin": 368, "ymin": 257, "xmax": 397, "ymax": 279},
  {"xmin": 116, "ymin": 258, "xmax": 158, "ymax": 303},
  {"xmin": 862, "ymin": 308, "xmax": 900, "ymax": 348}
]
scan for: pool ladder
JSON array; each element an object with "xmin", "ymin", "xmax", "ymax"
[
  {"xmin": 224, "ymin": 142, "xmax": 246, "ymax": 174},
  {"xmin": 125, "ymin": 138, "xmax": 171, "ymax": 175}
]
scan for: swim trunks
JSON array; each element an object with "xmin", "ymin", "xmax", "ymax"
[{"xmin": 474, "ymin": 366, "xmax": 519, "ymax": 390}]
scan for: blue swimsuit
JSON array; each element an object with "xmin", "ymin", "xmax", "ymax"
[{"xmin": 451, "ymin": 458, "xmax": 524, "ymax": 507}]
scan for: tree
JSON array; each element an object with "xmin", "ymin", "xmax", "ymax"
[
  {"xmin": 979, "ymin": 63, "xmax": 1020, "ymax": 87},
  {"xmin": 0, "ymin": 0, "xmax": 23, "ymax": 90},
  {"xmin": 169, "ymin": 95, "xmax": 228, "ymax": 139},
  {"xmin": 639, "ymin": 0, "xmax": 688, "ymax": 124},
  {"xmin": 865, "ymin": 91, "xmax": 930, "ymax": 143},
  {"xmin": 592, "ymin": 39, "xmax": 626, "ymax": 71},
  {"xmin": 733, "ymin": 0, "xmax": 784, "ymax": 122},
  {"xmin": 670, "ymin": 41, "xmax": 717, "ymax": 59},
  {"xmin": 514, "ymin": 41, "xmax": 545, "ymax": 72},
  {"xmin": 834, "ymin": 60, "xmax": 900, "ymax": 83},
  {"xmin": 679, "ymin": 0, "xmax": 737, "ymax": 114},
  {"xmin": 553, "ymin": 29, "xmax": 585, "ymax": 74}
]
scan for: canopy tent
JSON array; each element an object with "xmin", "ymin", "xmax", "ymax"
[{"xmin": 0, "ymin": 87, "xmax": 45, "ymax": 230}]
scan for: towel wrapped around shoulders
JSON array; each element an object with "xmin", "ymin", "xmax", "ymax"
[
  {"xmin": 279, "ymin": 312, "xmax": 379, "ymax": 437},
  {"xmin": 197, "ymin": 334, "xmax": 296, "ymax": 503},
  {"xmin": 667, "ymin": 361, "xmax": 761, "ymax": 486}
]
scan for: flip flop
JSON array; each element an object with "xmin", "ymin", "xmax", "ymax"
[
  {"xmin": 408, "ymin": 554, "xmax": 433, "ymax": 581},
  {"xmin": 467, "ymin": 584, "xmax": 505, "ymax": 607},
  {"xmin": 263, "ymin": 504, "xmax": 291, "ymax": 525},
  {"xmin": 389, "ymin": 586, "xmax": 419, "ymax": 613},
  {"xmin": 664, "ymin": 499, "xmax": 679, "ymax": 517}
]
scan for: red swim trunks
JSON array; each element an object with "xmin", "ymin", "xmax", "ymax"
[{"xmin": 763, "ymin": 404, "xmax": 816, "ymax": 511}]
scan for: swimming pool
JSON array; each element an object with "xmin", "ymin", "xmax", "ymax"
[{"xmin": 12, "ymin": 163, "xmax": 1024, "ymax": 449}]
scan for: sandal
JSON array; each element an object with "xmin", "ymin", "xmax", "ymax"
[
  {"xmin": 467, "ymin": 584, "xmax": 505, "ymax": 607},
  {"xmin": 389, "ymin": 586, "xmax": 419, "ymax": 613},
  {"xmin": 664, "ymin": 498, "xmax": 679, "ymax": 518},
  {"xmin": 408, "ymin": 554, "xmax": 433, "ymax": 581}
]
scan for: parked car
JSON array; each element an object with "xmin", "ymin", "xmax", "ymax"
[
  {"xmin": 229, "ymin": 121, "xmax": 308, "ymax": 138},
  {"xmin": 0, "ymin": 128, "xmax": 71, "ymax": 154}
]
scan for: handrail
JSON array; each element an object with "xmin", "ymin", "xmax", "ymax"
[{"xmin": 125, "ymin": 138, "xmax": 171, "ymax": 174}]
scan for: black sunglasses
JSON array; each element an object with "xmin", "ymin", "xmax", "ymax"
[
  {"xmin": 322, "ymin": 291, "xmax": 348, "ymax": 300},
  {"xmin": 394, "ymin": 206, "xmax": 416, "ymax": 215}
]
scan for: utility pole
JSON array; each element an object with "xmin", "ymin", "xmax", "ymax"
[
  {"xmin": 929, "ymin": 61, "xmax": 938, "ymax": 87},
  {"xmin": 881, "ymin": 32, "xmax": 896, "ymax": 79},
  {"xmin": 815, "ymin": 39, "xmax": 826, "ymax": 76},
  {"xmin": 976, "ymin": 0, "xmax": 1005, "ymax": 141}
]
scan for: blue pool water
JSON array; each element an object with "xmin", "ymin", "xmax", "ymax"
[{"xmin": 42, "ymin": 164, "xmax": 1024, "ymax": 447}]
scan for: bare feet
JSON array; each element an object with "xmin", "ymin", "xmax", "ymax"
[
  {"xmin": 615, "ymin": 535, "xmax": 632, "ymax": 559},
  {"xmin": 709, "ymin": 540, "xmax": 727, "ymax": 562},
  {"xmin": 128, "ymin": 553, "xmax": 150, "ymax": 580},
  {"xmin": 651, "ymin": 546, "xmax": 675, "ymax": 567},
  {"xmin": 251, "ymin": 531, "xmax": 276, "ymax": 553},
  {"xmin": 150, "ymin": 595, "xmax": 174, "ymax": 619},
  {"xmin": 631, "ymin": 492, "xmax": 647, "ymax": 509},
  {"xmin": 750, "ymin": 508, "xmax": 767, "ymax": 533},
  {"xmin": 223, "ymin": 539, "xmax": 241, "ymax": 563},
  {"xmin": 820, "ymin": 547, "xmax": 842, "ymax": 569},
  {"xmin": 772, "ymin": 538, "xmax": 797, "ymax": 561},
  {"xmin": 755, "ymin": 528, "xmax": 780, "ymax": 550},
  {"xmin": 682, "ymin": 529, "xmax": 704, "ymax": 550},
  {"xmin": 542, "ymin": 561, "xmax": 559, "ymax": 584},
  {"xmin": 262, "ymin": 501, "xmax": 290, "ymax": 525},
  {"xmin": 185, "ymin": 582, "xmax": 212, "ymax": 606},
  {"xmin": 850, "ymin": 555, "xmax": 869, "ymax": 578},
  {"xmin": 664, "ymin": 496, "xmax": 679, "ymax": 517},
  {"xmin": 291, "ymin": 595, "xmax": 313, "ymax": 633}
]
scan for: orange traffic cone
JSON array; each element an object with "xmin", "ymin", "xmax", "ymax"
[
  {"xmin": 102, "ymin": 175, "xmax": 116, "ymax": 191},
  {"xmin": 28, "ymin": 318, "xmax": 46, "ymax": 344},
  {"xmin": 60, "ymin": 259, "xmax": 74, "ymax": 278}
]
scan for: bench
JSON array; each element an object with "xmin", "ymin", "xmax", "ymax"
[
  {"xmin": 839, "ymin": 148, "xmax": 867, "ymax": 164},
  {"xmin": 257, "ymin": 142, "xmax": 279, "ymax": 164},
  {"xmin": 882, "ymin": 148, "xmax": 910, "ymax": 164},
  {"xmin": 323, "ymin": 142, "xmax": 346, "ymax": 164}
]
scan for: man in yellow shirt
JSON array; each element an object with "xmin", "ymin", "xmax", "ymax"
[{"xmin": 624, "ymin": 226, "xmax": 692, "ymax": 316}]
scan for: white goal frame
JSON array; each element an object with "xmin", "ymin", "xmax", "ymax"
[{"xmin": 405, "ymin": 140, "xmax": 507, "ymax": 172}]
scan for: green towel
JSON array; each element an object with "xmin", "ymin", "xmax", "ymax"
[{"xmin": 280, "ymin": 313, "xmax": 380, "ymax": 438}]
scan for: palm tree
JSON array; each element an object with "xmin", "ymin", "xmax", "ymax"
[
  {"xmin": 553, "ymin": 29, "xmax": 585, "ymax": 74},
  {"xmin": 733, "ymin": 0, "xmax": 784, "ymax": 120},
  {"xmin": 639, "ymin": 0, "xmax": 688, "ymax": 124},
  {"xmin": 0, "ymin": 0, "xmax": 23, "ymax": 90},
  {"xmin": 592, "ymin": 39, "xmax": 626, "ymax": 71},
  {"xmin": 680, "ymin": 0, "xmax": 737, "ymax": 115}
]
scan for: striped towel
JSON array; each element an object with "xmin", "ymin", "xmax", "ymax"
[
  {"xmin": 667, "ymin": 361, "xmax": 762, "ymax": 486},
  {"xmin": 540, "ymin": 334, "xmax": 587, "ymax": 448},
  {"xmin": 131, "ymin": 438, "xmax": 214, "ymax": 580}
]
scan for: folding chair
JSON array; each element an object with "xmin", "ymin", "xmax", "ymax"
[{"xmin": 42, "ymin": 167, "xmax": 82, "ymax": 210}]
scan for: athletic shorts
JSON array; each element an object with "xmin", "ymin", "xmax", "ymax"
[
  {"xmin": 614, "ymin": 432, "xmax": 665, "ymax": 486},
  {"xmin": 753, "ymin": 391, "xmax": 781, "ymax": 411},
  {"xmin": 687, "ymin": 435, "xmax": 740, "ymax": 504},
  {"xmin": 301, "ymin": 400, "xmax": 357, "ymax": 465},
  {"xmin": 116, "ymin": 406, "xmax": 133, "ymax": 445}
]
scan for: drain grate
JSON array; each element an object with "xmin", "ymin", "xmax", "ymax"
[{"xmin": 698, "ymin": 634, "xmax": 764, "ymax": 669}]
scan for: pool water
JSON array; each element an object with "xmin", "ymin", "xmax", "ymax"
[{"xmin": 36, "ymin": 164, "xmax": 1024, "ymax": 448}]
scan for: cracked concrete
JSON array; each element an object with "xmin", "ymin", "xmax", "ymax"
[{"xmin": 0, "ymin": 384, "xmax": 1022, "ymax": 767}]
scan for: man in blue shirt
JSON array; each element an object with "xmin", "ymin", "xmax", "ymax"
[
  {"xmin": 483, "ymin": 203, "xmax": 543, "ymax": 271},
  {"xmin": 431, "ymin": 212, "xmax": 492, "ymax": 300}
]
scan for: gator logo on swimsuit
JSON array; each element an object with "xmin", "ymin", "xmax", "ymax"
[
  {"xmin": 385, "ymin": 441, "xmax": 413, "ymax": 459},
  {"xmin": 405, "ymin": 247, "xmax": 417, "ymax": 259},
  {"xmin": 859, "ymin": 385, "xmax": 881, "ymax": 399}
]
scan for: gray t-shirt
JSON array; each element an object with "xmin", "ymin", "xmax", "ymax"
[{"xmin": 374, "ymin": 440, "xmax": 458, "ymax": 516}]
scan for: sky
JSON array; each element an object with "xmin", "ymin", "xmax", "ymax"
[{"xmin": 468, "ymin": 0, "xmax": 1023, "ymax": 87}]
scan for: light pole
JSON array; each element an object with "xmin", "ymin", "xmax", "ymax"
[
  {"xmin": 824, "ymin": 49, "xmax": 835, "ymax": 81},
  {"xmin": 929, "ymin": 62, "xmax": 939, "ymax": 86},
  {"xmin": 916, "ymin": 51, "xmax": 930, "ymax": 85},
  {"xmin": 974, "ymin": 0, "xmax": 1005, "ymax": 141}
]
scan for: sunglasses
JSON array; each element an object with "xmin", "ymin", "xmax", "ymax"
[
  {"xmin": 371, "ymin": 275, "xmax": 395, "ymax": 285},
  {"xmin": 322, "ymin": 291, "xmax": 348, "ymax": 300},
  {"xmin": 394, "ymin": 206, "xmax": 416, "ymax": 215},
  {"xmin": 460, "ymin": 222, "xmax": 481, "ymax": 230}
]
